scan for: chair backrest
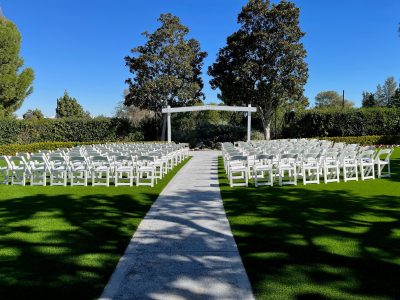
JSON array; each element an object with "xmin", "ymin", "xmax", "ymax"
[
  {"xmin": 90, "ymin": 156, "xmax": 110, "ymax": 166},
  {"xmin": 303, "ymin": 153, "xmax": 320, "ymax": 163},
  {"xmin": 114, "ymin": 155, "xmax": 133, "ymax": 166},
  {"xmin": 0, "ymin": 156, "xmax": 12, "ymax": 169},
  {"xmin": 69, "ymin": 156, "xmax": 88, "ymax": 170},
  {"xmin": 16, "ymin": 152, "xmax": 31, "ymax": 160},
  {"xmin": 137, "ymin": 156, "xmax": 155, "ymax": 163},
  {"xmin": 48, "ymin": 156, "xmax": 67, "ymax": 164},
  {"xmin": 28, "ymin": 154, "xmax": 50, "ymax": 169},
  {"xmin": 358, "ymin": 150, "xmax": 374, "ymax": 159},
  {"xmin": 279, "ymin": 153, "xmax": 297, "ymax": 165},
  {"xmin": 376, "ymin": 148, "xmax": 393, "ymax": 162},
  {"xmin": 9, "ymin": 156, "xmax": 28, "ymax": 169},
  {"xmin": 229, "ymin": 155, "xmax": 247, "ymax": 164}
]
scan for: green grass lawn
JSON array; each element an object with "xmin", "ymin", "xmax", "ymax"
[
  {"xmin": 0, "ymin": 158, "xmax": 189, "ymax": 300},
  {"xmin": 218, "ymin": 149, "xmax": 400, "ymax": 300}
]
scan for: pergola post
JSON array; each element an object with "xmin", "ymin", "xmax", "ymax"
[
  {"xmin": 167, "ymin": 105, "xmax": 171, "ymax": 143},
  {"xmin": 247, "ymin": 104, "xmax": 252, "ymax": 142}
]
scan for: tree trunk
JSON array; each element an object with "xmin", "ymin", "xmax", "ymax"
[
  {"xmin": 160, "ymin": 113, "xmax": 167, "ymax": 141},
  {"xmin": 263, "ymin": 122, "xmax": 271, "ymax": 140}
]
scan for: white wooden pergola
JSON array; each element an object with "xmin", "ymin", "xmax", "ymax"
[{"xmin": 161, "ymin": 104, "xmax": 257, "ymax": 143}]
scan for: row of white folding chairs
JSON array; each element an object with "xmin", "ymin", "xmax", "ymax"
[
  {"xmin": 0, "ymin": 147, "xmax": 188, "ymax": 187},
  {"xmin": 223, "ymin": 148, "xmax": 393, "ymax": 187},
  {"xmin": 1, "ymin": 154, "xmax": 160, "ymax": 187}
]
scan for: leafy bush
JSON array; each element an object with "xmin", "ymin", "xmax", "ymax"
[
  {"xmin": 173, "ymin": 123, "xmax": 247, "ymax": 148},
  {"xmin": 283, "ymin": 108, "xmax": 400, "ymax": 138},
  {"xmin": 319, "ymin": 135, "xmax": 400, "ymax": 146},
  {"xmin": 0, "ymin": 117, "xmax": 143, "ymax": 145},
  {"xmin": 0, "ymin": 142, "xmax": 97, "ymax": 156}
]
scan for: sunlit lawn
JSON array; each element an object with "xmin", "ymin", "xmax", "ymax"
[
  {"xmin": 0, "ymin": 158, "xmax": 189, "ymax": 300},
  {"xmin": 219, "ymin": 149, "xmax": 400, "ymax": 299}
]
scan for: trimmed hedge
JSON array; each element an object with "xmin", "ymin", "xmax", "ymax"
[
  {"xmin": 283, "ymin": 108, "xmax": 400, "ymax": 138},
  {"xmin": 319, "ymin": 135, "xmax": 400, "ymax": 146},
  {"xmin": 0, "ymin": 118, "xmax": 144, "ymax": 145},
  {"xmin": 0, "ymin": 142, "xmax": 99, "ymax": 156}
]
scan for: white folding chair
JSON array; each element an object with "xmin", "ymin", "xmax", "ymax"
[
  {"xmin": 136, "ymin": 156, "xmax": 156, "ymax": 187},
  {"xmin": 323, "ymin": 151, "xmax": 340, "ymax": 183},
  {"xmin": 228, "ymin": 155, "xmax": 248, "ymax": 187},
  {"xmin": 29, "ymin": 154, "xmax": 49, "ymax": 186},
  {"xmin": 358, "ymin": 150, "xmax": 375, "ymax": 180},
  {"xmin": 253, "ymin": 154, "xmax": 274, "ymax": 187},
  {"xmin": 374, "ymin": 148, "xmax": 393, "ymax": 178},
  {"xmin": 49, "ymin": 156, "xmax": 68, "ymax": 186},
  {"xmin": 114, "ymin": 155, "xmax": 134, "ymax": 187},
  {"xmin": 302, "ymin": 153, "xmax": 320, "ymax": 185},
  {"xmin": 0, "ymin": 156, "xmax": 12, "ymax": 185},
  {"xmin": 278, "ymin": 154, "xmax": 298, "ymax": 186},
  {"xmin": 341, "ymin": 151, "xmax": 358, "ymax": 182},
  {"xmin": 9, "ymin": 156, "xmax": 29, "ymax": 186},
  {"xmin": 69, "ymin": 156, "xmax": 89, "ymax": 186},
  {"xmin": 90, "ymin": 156, "xmax": 110, "ymax": 187}
]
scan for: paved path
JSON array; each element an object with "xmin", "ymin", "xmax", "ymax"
[{"xmin": 100, "ymin": 151, "xmax": 254, "ymax": 300}]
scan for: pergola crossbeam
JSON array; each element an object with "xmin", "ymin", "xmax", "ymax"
[
  {"xmin": 162, "ymin": 105, "xmax": 257, "ymax": 114},
  {"xmin": 162, "ymin": 104, "xmax": 257, "ymax": 143}
]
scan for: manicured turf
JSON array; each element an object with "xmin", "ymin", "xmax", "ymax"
[
  {"xmin": 218, "ymin": 149, "xmax": 400, "ymax": 300},
  {"xmin": 0, "ymin": 158, "xmax": 190, "ymax": 300}
]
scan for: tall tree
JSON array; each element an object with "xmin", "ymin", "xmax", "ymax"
[
  {"xmin": 362, "ymin": 91, "xmax": 378, "ymax": 108},
  {"xmin": 124, "ymin": 13, "xmax": 207, "ymax": 140},
  {"xmin": 375, "ymin": 84, "xmax": 385, "ymax": 106},
  {"xmin": 314, "ymin": 91, "xmax": 354, "ymax": 109},
  {"xmin": 392, "ymin": 87, "xmax": 400, "ymax": 107},
  {"xmin": 55, "ymin": 91, "xmax": 90, "ymax": 118},
  {"xmin": 208, "ymin": 0, "xmax": 308, "ymax": 139},
  {"xmin": 23, "ymin": 108, "xmax": 44, "ymax": 120},
  {"xmin": 381, "ymin": 76, "xmax": 397, "ymax": 107},
  {"xmin": 0, "ymin": 13, "xmax": 34, "ymax": 116}
]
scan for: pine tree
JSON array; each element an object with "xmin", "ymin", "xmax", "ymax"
[
  {"xmin": 0, "ymin": 14, "xmax": 34, "ymax": 115},
  {"xmin": 55, "ymin": 91, "xmax": 90, "ymax": 118}
]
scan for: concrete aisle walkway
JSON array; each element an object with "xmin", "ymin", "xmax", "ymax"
[{"xmin": 100, "ymin": 151, "xmax": 254, "ymax": 300}]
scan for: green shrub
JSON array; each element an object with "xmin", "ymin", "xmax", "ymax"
[
  {"xmin": 319, "ymin": 135, "xmax": 400, "ymax": 146},
  {"xmin": 173, "ymin": 123, "xmax": 247, "ymax": 148},
  {"xmin": 283, "ymin": 108, "xmax": 400, "ymax": 138},
  {"xmin": 0, "ymin": 117, "xmax": 144, "ymax": 144},
  {"xmin": 0, "ymin": 142, "xmax": 97, "ymax": 156}
]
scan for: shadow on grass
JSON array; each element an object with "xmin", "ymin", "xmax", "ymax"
[
  {"xmin": 0, "ymin": 192, "xmax": 158, "ymax": 300},
  {"xmin": 218, "ymin": 157, "xmax": 400, "ymax": 299},
  {"xmin": 0, "ymin": 157, "xmax": 191, "ymax": 300}
]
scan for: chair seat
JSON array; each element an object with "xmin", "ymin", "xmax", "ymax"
[
  {"xmin": 93, "ymin": 166, "xmax": 109, "ymax": 172},
  {"xmin": 116, "ymin": 166, "xmax": 133, "ymax": 172},
  {"xmin": 138, "ymin": 166, "xmax": 154, "ymax": 172}
]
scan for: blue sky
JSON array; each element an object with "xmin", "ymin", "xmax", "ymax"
[{"xmin": 2, "ymin": 0, "xmax": 400, "ymax": 117}]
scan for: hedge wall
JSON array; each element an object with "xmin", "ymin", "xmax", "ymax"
[
  {"xmin": 283, "ymin": 108, "xmax": 400, "ymax": 138},
  {"xmin": 319, "ymin": 135, "xmax": 400, "ymax": 146},
  {"xmin": 0, "ymin": 118, "xmax": 144, "ymax": 144},
  {"xmin": 0, "ymin": 142, "xmax": 99, "ymax": 156}
]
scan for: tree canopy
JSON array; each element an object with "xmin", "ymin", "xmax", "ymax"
[
  {"xmin": 362, "ymin": 76, "xmax": 399, "ymax": 108},
  {"xmin": 362, "ymin": 91, "xmax": 379, "ymax": 108},
  {"xmin": 23, "ymin": 108, "xmax": 44, "ymax": 120},
  {"xmin": 55, "ymin": 91, "xmax": 90, "ymax": 118},
  {"xmin": 124, "ymin": 13, "xmax": 207, "ymax": 138},
  {"xmin": 208, "ymin": 0, "xmax": 308, "ymax": 139},
  {"xmin": 315, "ymin": 91, "xmax": 354, "ymax": 109},
  {"xmin": 0, "ymin": 14, "xmax": 34, "ymax": 116}
]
